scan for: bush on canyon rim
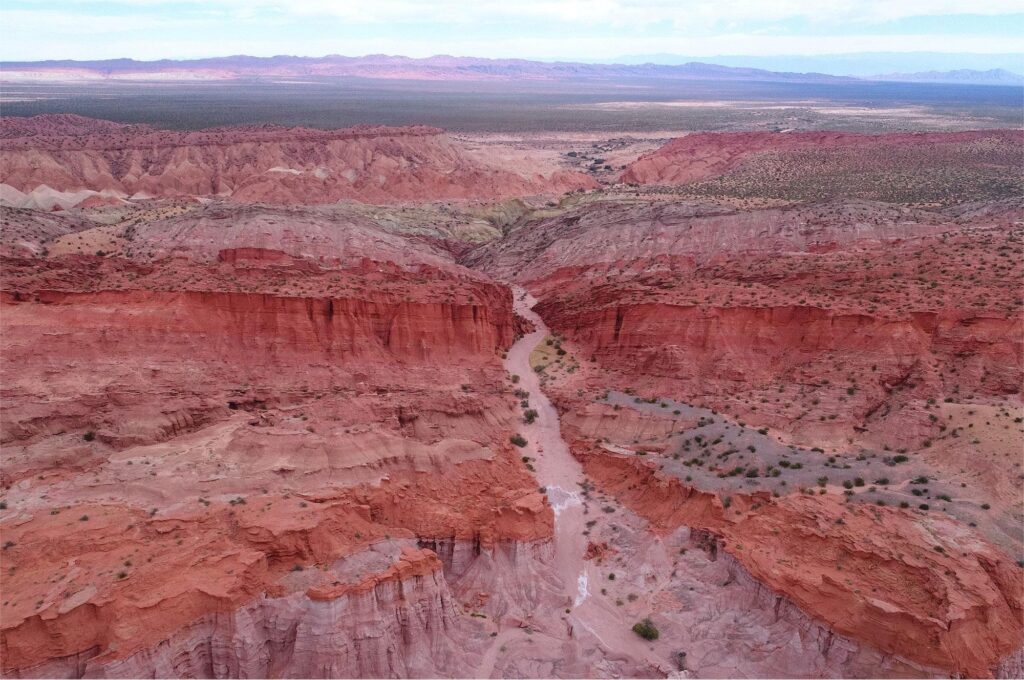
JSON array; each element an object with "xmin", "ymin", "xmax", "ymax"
[{"xmin": 510, "ymin": 434, "xmax": 528, "ymax": 447}]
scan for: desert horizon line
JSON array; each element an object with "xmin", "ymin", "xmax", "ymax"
[{"xmin": 4, "ymin": 50, "xmax": 1023, "ymax": 70}]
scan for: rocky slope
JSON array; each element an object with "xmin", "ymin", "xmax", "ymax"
[
  {"xmin": 467, "ymin": 191, "xmax": 1024, "ymax": 676},
  {"xmin": 0, "ymin": 206, "xmax": 557, "ymax": 676},
  {"xmin": 621, "ymin": 130, "xmax": 1024, "ymax": 185},
  {"xmin": 3, "ymin": 119, "xmax": 1023, "ymax": 678},
  {"xmin": 468, "ymin": 197, "xmax": 1024, "ymax": 447},
  {"xmin": 619, "ymin": 130, "xmax": 1024, "ymax": 204},
  {"xmin": 570, "ymin": 442, "xmax": 1023, "ymax": 677},
  {"xmin": 0, "ymin": 115, "xmax": 596, "ymax": 206},
  {"xmin": 0, "ymin": 207, "xmax": 94, "ymax": 256}
]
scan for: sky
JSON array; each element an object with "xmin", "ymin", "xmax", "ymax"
[{"xmin": 1, "ymin": 0, "xmax": 1022, "ymax": 63}]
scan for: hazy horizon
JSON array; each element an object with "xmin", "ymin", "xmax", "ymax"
[
  {"xmin": 2, "ymin": 0, "xmax": 1022, "ymax": 66},
  {"xmin": 3, "ymin": 51, "xmax": 1023, "ymax": 79}
]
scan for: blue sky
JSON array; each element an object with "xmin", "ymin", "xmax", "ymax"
[{"xmin": 1, "ymin": 1, "xmax": 1022, "ymax": 62}]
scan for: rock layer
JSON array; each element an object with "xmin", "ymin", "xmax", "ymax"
[
  {"xmin": 0, "ymin": 115, "xmax": 596, "ymax": 205},
  {"xmin": 570, "ymin": 443, "xmax": 1023, "ymax": 677},
  {"xmin": 0, "ymin": 228, "xmax": 553, "ymax": 676},
  {"xmin": 3, "ymin": 119, "xmax": 1023, "ymax": 678},
  {"xmin": 7, "ymin": 545, "xmax": 478, "ymax": 679}
]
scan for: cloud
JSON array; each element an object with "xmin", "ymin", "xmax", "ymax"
[
  {"xmin": 9, "ymin": 0, "xmax": 1024, "ymax": 26},
  {"xmin": 0, "ymin": 8, "xmax": 200, "ymax": 34},
  {"xmin": 2, "ymin": 0, "xmax": 1021, "ymax": 60}
]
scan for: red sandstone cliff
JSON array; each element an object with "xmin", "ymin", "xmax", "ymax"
[
  {"xmin": 0, "ymin": 243, "xmax": 556, "ymax": 676},
  {"xmin": 568, "ymin": 439, "xmax": 1023, "ymax": 677},
  {"xmin": 0, "ymin": 115, "xmax": 596, "ymax": 205}
]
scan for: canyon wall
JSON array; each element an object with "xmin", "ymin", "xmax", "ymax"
[
  {"xmin": 6, "ymin": 548, "xmax": 467, "ymax": 679},
  {"xmin": 7, "ymin": 288, "xmax": 514, "ymax": 363},
  {"xmin": 1, "ymin": 231, "xmax": 557, "ymax": 677},
  {"xmin": 468, "ymin": 188, "xmax": 1024, "ymax": 677},
  {"xmin": 0, "ymin": 115, "xmax": 596, "ymax": 205},
  {"xmin": 538, "ymin": 300, "xmax": 1023, "ymax": 396},
  {"xmin": 569, "ymin": 444, "xmax": 1024, "ymax": 678},
  {"xmin": 1, "ymin": 273, "xmax": 517, "ymax": 450}
]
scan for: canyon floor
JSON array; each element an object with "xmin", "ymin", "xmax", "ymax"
[{"xmin": 1, "ymin": 114, "xmax": 1023, "ymax": 679}]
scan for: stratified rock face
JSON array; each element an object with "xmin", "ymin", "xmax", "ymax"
[
  {"xmin": 467, "ymin": 186, "xmax": 1024, "ymax": 676},
  {"xmin": 9, "ymin": 287, "xmax": 513, "ymax": 362},
  {"xmin": 0, "ymin": 208, "xmax": 554, "ymax": 676},
  {"xmin": 0, "ymin": 115, "xmax": 596, "ymax": 205},
  {"xmin": 0, "ymin": 284, "xmax": 550, "ymax": 675},
  {"xmin": 1, "ymin": 253, "xmax": 519, "ymax": 446},
  {"xmin": 541, "ymin": 301, "xmax": 1022, "ymax": 424},
  {"xmin": 570, "ymin": 448, "xmax": 1024, "ymax": 678},
  {"xmin": 6, "ymin": 545, "xmax": 480, "ymax": 678},
  {"xmin": 470, "ymin": 197, "xmax": 1024, "ymax": 446}
]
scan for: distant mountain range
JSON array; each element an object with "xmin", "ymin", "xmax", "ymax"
[
  {"xmin": 1, "ymin": 54, "xmax": 1021, "ymax": 86},
  {"xmin": 611, "ymin": 52, "xmax": 1024, "ymax": 78},
  {"xmin": 0, "ymin": 54, "xmax": 853, "ymax": 83},
  {"xmin": 871, "ymin": 68, "xmax": 1024, "ymax": 86}
]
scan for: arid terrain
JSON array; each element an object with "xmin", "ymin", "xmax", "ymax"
[{"xmin": 1, "ymin": 110, "xmax": 1022, "ymax": 679}]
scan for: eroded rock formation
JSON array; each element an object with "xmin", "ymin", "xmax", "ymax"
[
  {"xmin": 0, "ymin": 115, "xmax": 596, "ymax": 206},
  {"xmin": 2, "ymin": 120, "xmax": 1022, "ymax": 678}
]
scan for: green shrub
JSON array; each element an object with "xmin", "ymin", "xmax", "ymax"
[
  {"xmin": 632, "ymin": 618, "xmax": 659, "ymax": 641},
  {"xmin": 510, "ymin": 434, "xmax": 528, "ymax": 448}
]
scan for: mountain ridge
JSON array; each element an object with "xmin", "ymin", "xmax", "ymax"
[
  {"xmin": 871, "ymin": 68, "xmax": 1024, "ymax": 85},
  {"xmin": 0, "ymin": 53, "xmax": 855, "ymax": 83}
]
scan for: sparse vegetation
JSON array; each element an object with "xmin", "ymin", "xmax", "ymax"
[{"xmin": 632, "ymin": 618, "xmax": 660, "ymax": 641}]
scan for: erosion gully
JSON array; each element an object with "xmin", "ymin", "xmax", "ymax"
[{"xmin": 483, "ymin": 285, "xmax": 670, "ymax": 676}]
